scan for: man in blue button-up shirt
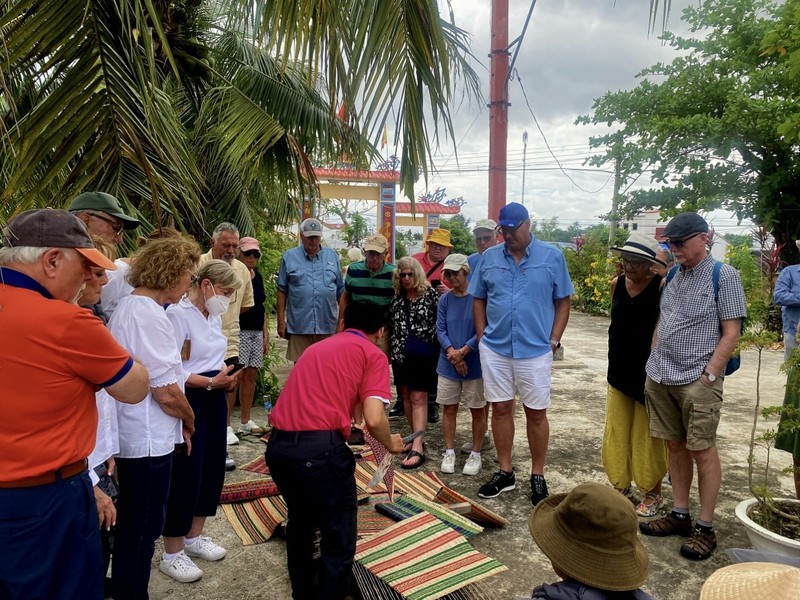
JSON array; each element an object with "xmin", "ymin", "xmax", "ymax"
[
  {"xmin": 774, "ymin": 240, "xmax": 800, "ymax": 361},
  {"xmin": 277, "ymin": 218, "xmax": 344, "ymax": 362},
  {"xmin": 468, "ymin": 202, "xmax": 573, "ymax": 506}
]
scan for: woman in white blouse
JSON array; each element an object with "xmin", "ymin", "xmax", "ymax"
[
  {"xmin": 159, "ymin": 259, "xmax": 242, "ymax": 583},
  {"xmin": 109, "ymin": 236, "xmax": 200, "ymax": 600}
]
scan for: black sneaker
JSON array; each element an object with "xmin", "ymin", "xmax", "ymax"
[
  {"xmin": 427, "ymin": 403, "xmax": 440, "ymax": 424},
  {"xmin": 225, "ymin": 453, "xmax": 236, "ymax": 472},
  {"xmin": 530, "ymin": 474, "xmax": 549, "ymax": 507},
  {"xmin": 477, "ymin": 469, "xmax": 516, "ymax": 499}
]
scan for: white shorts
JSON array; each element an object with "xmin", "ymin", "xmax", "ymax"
[
  {"xmin": 436, "ymin": 377, "xmax": 486, "ymax": 409},
  {"xmin": 479, "ymin": 340, "xmax": 552, "ymax": 410}
]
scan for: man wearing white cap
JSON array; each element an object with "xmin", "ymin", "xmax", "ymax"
[
  {"xmin": 0, "ymin": 209, "xmax": 149, "ymax": 600},
  {"xmin": 277, "ymin": 218, "xmax": 343, "ymax": 362},
  {"xmin": 467, "ymin": 218, "xmax": 499, "ymax": 278}
]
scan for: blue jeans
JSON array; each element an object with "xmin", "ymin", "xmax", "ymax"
[
  {"xmin": 0, "ymin": 471, "xmax": 102, "ymax": 600},
  {"xmin": 266, "ymin": 430, "xmax": 356, "ymax": 600},
  {"xmin": 111, "ymin": 454, "xmax": 172, "ymax": 600}
]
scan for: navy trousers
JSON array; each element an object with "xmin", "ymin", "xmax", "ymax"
[
  {"xmin": 266, "ymin": 430, "xmax": 356, "ymax": 600},
  {"xmin": 111, "ymin": 454, "xmax": 172, "ymax": 600},
  {"xmin": 0, "ymin": 472, "xmax": 102, "ymax": 600}
]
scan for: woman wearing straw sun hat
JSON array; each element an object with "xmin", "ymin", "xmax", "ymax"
[
  {"xmin": 526, "ymin": 482, "xmax": 654, "ymax": 599},
  {"xmin": 604, "ymin": 232, "xmax": 670, "ymax": 518}
]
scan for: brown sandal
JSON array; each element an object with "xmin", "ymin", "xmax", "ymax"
[
  {"xmin": 638, "ymin": 514, "xmax": 693, "ymax": 537},
  {"xmin": 680, "ymin": 526, "xmax": 717, "ymax": 560}
]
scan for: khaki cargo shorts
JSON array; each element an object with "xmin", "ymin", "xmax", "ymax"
[{"xmin": 644, "ymin": 376, "xmax": 723, "ymax": 451}]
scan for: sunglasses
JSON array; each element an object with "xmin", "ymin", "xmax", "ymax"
[
  {"xmin": 499, "ymin": 223, "xmax": 524, "ymax": 235},
  {"xmin": 242, "ymin": 250, "xmax": 261, "ymax": 258},
  {"xmin": 621, "ymin": 257, "xmax": 647, "ymax": 268},
  {"xmin": 667, "ymin": 232, "xmax": 702, "ymax": 248},
  {"xmin": 399, "ymin": 272, "xmax": 414, "ymax": 278},
  {"xmin": 89, "ymin": 212, "xmax": 125, "ymax": 235}
]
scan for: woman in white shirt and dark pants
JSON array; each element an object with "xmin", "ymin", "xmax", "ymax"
[{"xmin": 159, "ymin": 259, "xmax": 242, "ymax": 583}]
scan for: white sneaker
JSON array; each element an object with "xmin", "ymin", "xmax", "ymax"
[
  {"xmin": 440, "ymin": 453, "xmax": 456, "ymax": 474},
  {"xmin": 160, "ymin": 551, "xmax": 203, "ymax": 583},
  {"xmin": 226, "ymin": 426, "xmax": 239, "ymax": 446},
  {"xmin": 237, "ymin": 420, "xmax": 264, "ymax": 435},
  {"xmin": 184, "ymin": 536, "xmax": 227, "ymax": 561},
  {"xmin": 460, "ymin": 432, "xmax": 493, "ymax": 454},
  {"xmin": 462, "ymin": 454, "xmax": 482, "ymax": 476}
]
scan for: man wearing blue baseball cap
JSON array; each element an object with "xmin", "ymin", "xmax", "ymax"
[{"xmin": 468, "ymin": 202, "xmax": 574, "ymax": 506}]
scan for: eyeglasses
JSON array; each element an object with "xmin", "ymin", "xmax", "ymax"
[
  {"xmin": 621, "ymin": 258, "xmax": 647, "ymax": 268},
  {"xmin": 399, "ymin": 272, "xmax": 414, "ymax": 278},
  {"xmin": 499, "ymin": 224, "xmax": 523, "ymax": 235},
  {"xmin": 89, "ymin": 212, "xmax": 124, "ymax": 235},
  {"xmin": 667, "ymin": 232, "xmax": 702, "ymax": 248},
  {"xmin": 242, "ymin": 250, "xmax": 261, "ymax": 258},
  {"xmin": 475, "ymin": 235, "xmax": 495, "ymax": 243}
]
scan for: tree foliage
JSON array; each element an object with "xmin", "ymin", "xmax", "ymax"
[
  {"xmin": 0, "ymin": 0, "xmax": 479, "ymax": 234},
  {"xmin": 439, "ymin": 214, "xmax": 476, "ymax": 256},
  {"xmin": 578, "ymin": 0, "xmax": 800, "ymax": 264}
]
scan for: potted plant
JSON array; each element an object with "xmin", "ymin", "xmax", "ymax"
[{"xmin": 734, "ymin": 328, "xmax": 800, "ymax": 556}]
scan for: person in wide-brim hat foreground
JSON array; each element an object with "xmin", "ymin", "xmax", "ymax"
[{"xmin": 526, "ymin": 482, "xmax": 655, "ymax": 599}]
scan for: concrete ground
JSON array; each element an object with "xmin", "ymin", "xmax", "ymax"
[{"xmin": 147, "ymin": 311, "xmax": 795, "ymax": 599}]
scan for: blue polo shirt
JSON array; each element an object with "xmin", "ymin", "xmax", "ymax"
[
  {"xmin": 277, "ymin": 245, "xmax": 343, "ymax": 335},
  {"xmin": 468, "ymin": 236, "xmax": 574, "ymax": 359},
  {"xmin": 775, "ymin": 265, "xmax": 800, "ymax": 335},
  {"xmin": 467, "ymin": 252, "xmax": 482, "ymax": 282}
]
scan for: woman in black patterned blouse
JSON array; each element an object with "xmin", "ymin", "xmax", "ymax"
[{"xmin": 389, "ymin": 257, "xmax": 440, "ymax": 469}]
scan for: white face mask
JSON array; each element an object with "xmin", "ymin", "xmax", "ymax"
[{"xmin": 205, "ymin": 283, "xmax": 232, "ymax": 316}]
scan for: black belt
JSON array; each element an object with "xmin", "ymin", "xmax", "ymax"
[{"xmin": 270, "ymin": 428, "xmax": 343, "ymax": 444}]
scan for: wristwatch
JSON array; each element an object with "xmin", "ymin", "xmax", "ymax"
[
  {"xmin": 206, "ymin": 377, "xmax": 214, "ymax": 391},
  {"xmin": 549, "ymin": 339, "xmax": 561, "ymax": 349},
  {"xmin": 703, "ymin": 371, "xmax": 717, "ymax": 383}
]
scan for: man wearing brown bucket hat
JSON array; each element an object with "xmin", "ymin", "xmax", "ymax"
[
  {"xmin": 525, "ymin": 482, "xmax": 654, "ymax": 599},
  {"xmin": 0, "ymin": 209, "xmax": 149, "ymax": 600}
]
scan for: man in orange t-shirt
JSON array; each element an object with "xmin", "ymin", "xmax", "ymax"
[{"xmin": 0, "ymin": 209, "xmax": 149, "ymax": 600}]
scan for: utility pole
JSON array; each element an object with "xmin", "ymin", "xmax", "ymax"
[
  {"xmin": 488, "ymin": 0, "xmax": 509, "ymax": 222},
  {"xmin": 608, "ymin": 155, "xmax": 622, "ymax": 245},
  {"xmin": 521, "ymin": 130, "xmax": 528, "ymax": 205}
]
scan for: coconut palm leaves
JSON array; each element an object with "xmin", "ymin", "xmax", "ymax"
[{"xmin": 1, "ymin": 0, "xmax": 479, "ymax": 228}]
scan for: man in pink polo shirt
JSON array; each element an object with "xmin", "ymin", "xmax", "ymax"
[{"xmin": 266, "ymin": 300, "xmax": 403, "ymax": 600}]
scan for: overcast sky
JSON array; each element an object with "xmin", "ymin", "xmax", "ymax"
[{"xmin": 382, "ymin": 0, "xmax": 750, "ymax": 237}]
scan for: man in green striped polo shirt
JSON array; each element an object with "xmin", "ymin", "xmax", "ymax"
[{"xmin": 337, "ymin": 234, "xmax": 395, "ymax": 355}]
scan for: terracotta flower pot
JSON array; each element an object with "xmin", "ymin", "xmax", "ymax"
[{"xmin": 735, "ymin": 498, "xmax": 800, "ymax": 557}]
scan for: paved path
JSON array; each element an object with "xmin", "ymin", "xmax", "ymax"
[{"xmin": 148, "ymin": 311, "xmax": 794, "ymax": 599}]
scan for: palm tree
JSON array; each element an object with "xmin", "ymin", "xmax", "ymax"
[{"xmin": 0, "ymin": 0, "xmax": 479, "ymax": 233}]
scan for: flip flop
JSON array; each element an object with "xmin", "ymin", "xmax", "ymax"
[{"xmin": 400, "ymin": 450, "xmax": 426, "ymax": 470}]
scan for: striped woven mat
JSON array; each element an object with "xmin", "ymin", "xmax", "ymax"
[
  {"xmin": 219, "ymin": 478, "xmax": 279, "ymax": 503},
  {"xmin": 221, "ymin": 495, "xmax": 287, "ymax": 545},
  {"xmin": 375, "ymin": 494, "xmax": 483, "ymax": 537},
  {"xmin": 355, "ymin": 512, "xmax": 507, "ymax": 600},
  {"xmin": 240, "ymin": 455, "xmax": 270, "ymax": 475},
  {"xmin": 358, "ymin": 493, "xmax": 397, "ymax": 538}
]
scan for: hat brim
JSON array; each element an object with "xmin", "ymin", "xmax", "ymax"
[
  {"xmin": 427, "ymin": 239, "xmax": 453, "ymax": 248},
  {"xmin": 610, "ymin": 247, "xmax": 666, "ymax": 268},
  {"xmin": 364, "ymin": 244, "xmax": 387, "ymax": 253},
  {"xmin": 498, "ymin": 219, "xmax": 524, "ymax": 228},
  {"xmin": 473, "ymin": 226, "xmax": 495, "ymax": 233},
  {"xmin": 528, "ymin": 496, "xmax": 650, "ymax": 591},
  {"xmin": 75, "ymin": 247, "xmax": 117, "ymax": 270},
  {"xmin": 302, "ymin": 231, "xmax": 322, "ymax": 237},
  {"xmin": 116, "ymin": 213, "xmax": 141, "ymax": 229}
]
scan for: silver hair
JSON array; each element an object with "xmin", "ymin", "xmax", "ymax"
[
  {"xmin": 0, "ymin": 246, "xmax": 57, "ymax": 265},
  {"xmin": 192, "ymin": 259, "xmax": 243, "ymax": 291},
  {"xmin": 212, "ymin": 222, "xmax": 239, "ymax": 240}
]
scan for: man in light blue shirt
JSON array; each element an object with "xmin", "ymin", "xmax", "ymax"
[
  {"xmin": 467, "ymin": 218, "xmax": 499, "ymax": 281},
  {"xmin": 774, "ymin": 240, "xmax": 800, "ymax": 361},
  {"xmin": 277, "ymin": 218, "xmax": 343, "ymax": 362},
  {"xmin": 468, "ymin": 202, "xmax": 573, "ymax": 506}
]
